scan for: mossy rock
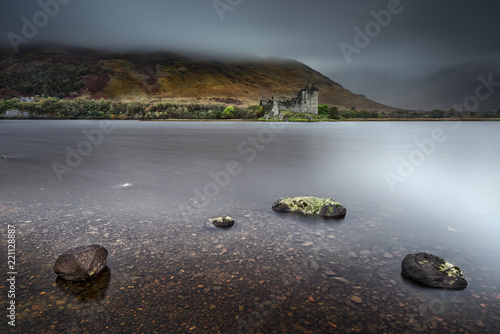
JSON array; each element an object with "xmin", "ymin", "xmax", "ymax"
[
  {"xmin": 272, "ymin": 196, "xmax": 347, "ymax": 218},
  {"xmin": 401, "ymin": 253, "xmax": 468, "ymax": 289},
  {"xmin": 210, "ymin": 216, "xmax": 235, "ymax": 228}
]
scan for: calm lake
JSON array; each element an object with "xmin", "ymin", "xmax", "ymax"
[{"xmin": 1, "ymin": 120, "xmax": 499, "ymax": 333}]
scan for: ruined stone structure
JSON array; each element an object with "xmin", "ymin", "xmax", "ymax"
[
  {"xmin": 260, "ymin": 83, "xmax": 319, "ymax": 117},
  {"xmin": 19, "ymin": 97, "xmax": 34, "ymax": 103}
]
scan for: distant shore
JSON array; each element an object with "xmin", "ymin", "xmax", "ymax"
[
  {"xmin": 140, "ymin": 118, "xmax": 500, "ymax": 122},
  {"xmin": 2, "ymin": 117, "xmax": 500, "ymax": 122}
]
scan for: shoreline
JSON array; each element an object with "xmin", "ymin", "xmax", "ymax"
[{"xmin": 1, "ymin": 117, "xmax": 500, "ymax": 122}]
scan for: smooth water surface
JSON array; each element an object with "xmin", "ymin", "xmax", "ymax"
[{"xmin": 1, "ymin": 120, "xmax": 499, "ymax": 333}]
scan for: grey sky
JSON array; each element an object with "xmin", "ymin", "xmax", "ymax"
[{"xmin": 1, "ymin": 0, "xmax": 499, "ymax": 105}]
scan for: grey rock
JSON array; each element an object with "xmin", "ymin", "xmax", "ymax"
[
  {"xmin": 1, "ymin": 109, "xmax": 30, "ymax": 118},
  {"xmin": 360, "ymin": 250, "xmax": 372, "ymax": 257},
  {"xmin": 20, "ymin": 97, "xmax": 35, "ymax": 103},
  {"xmin": 401, "ymin": 253, "xmax": 468, "ymax": 289},
  {"xmin": 348, "ymin": 251, "xmax": 359, "ymax": 258},
  {"xmin": 383, "ymin": 252, "xmax": 394, "ymax": 259},
  {"xmin": 54, "ymin": 245, "xmax": 108, "ymax": 281}
]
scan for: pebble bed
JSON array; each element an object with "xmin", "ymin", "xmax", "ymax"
[{"xmin": 1, "ymin": 198, "xmax": 499, "ymax": 334}]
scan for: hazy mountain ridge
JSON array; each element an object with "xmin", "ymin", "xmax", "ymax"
[
  {"xmin": 331, "ymin": 63, "xmax": 500, "ymax": 111},
  {"xmin": 390, "ymin": 63, "xmax": 500, "ymax": 111},
  {"xmin": 0, "ymin": 46, "xmax": 398, "ymax": 112}
]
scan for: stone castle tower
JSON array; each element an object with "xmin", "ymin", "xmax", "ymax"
[{"xmin": 260, "ymin": 82, "xmax": 319, "ymax": 117}]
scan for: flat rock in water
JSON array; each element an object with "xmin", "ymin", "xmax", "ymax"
[
  {"xmin": 401, "ymin": 253, "xmax": 468, "ymax": 289},
  {"xmin": 351, "ymin": 296, "xmax": 363, "ymax": 304},
  {"xmin": 54, "ymin": 245, "xmax": 108, "ymax": 281},
  {"xmin": 272, "ymin": 196, "xmax": 347, "ymax": 218},
  {"xmin": 210, "ymin": 216, "xmax": 235, "ymax": 228}
]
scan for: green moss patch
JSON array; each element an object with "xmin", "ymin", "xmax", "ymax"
[
  {"xmin": 438, "ymin": 261, "xmax": 463, "ymax": 278},
  {"xmin": 272, "ymin": 196, "xmax": 346, "ymax": 217}
]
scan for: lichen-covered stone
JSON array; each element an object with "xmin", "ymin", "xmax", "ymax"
[
  {"xmin": 401, "ymin": 253, "xmax": 468, "ymax": 289},
  {"xmin": 54, "ymin": 245, "xmax": 108, "ymax": 282},
  {"xmin": 272, "ymin": 196, "xmax": 347, "ymax": 218},
  {"xmin": 210, "ymin": 216, "xmax": 235, "ymax": 228}
]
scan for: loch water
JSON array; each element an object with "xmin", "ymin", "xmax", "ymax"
[{"xmin": 1, "ymin": 120, "xmax": 499, "ymax": 333}]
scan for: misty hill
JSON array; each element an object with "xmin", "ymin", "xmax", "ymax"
[
  {"xmin": 372, "ymin": 63, "xmax": 500, "ymax": 111},
  {"xmin": 0, "ymin": 46, "xmax": 398, "ymax": 112}
]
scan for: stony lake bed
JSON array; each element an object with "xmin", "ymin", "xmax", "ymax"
[{"xmin": 1, "ymin": 120, "xmax": 500, "ymax": 333}]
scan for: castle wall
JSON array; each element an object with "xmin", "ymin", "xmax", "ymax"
[{"xmin": 260, "ymin": 83, "xmax": 319, "ymax": 115}]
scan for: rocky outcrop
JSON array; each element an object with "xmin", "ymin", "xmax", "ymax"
[
  {"xmin": 401, "ymin": 253, "xmax": 468, "ymax": 289},
  {"xmin": 272, "ymin": 196, "xmax": 347, "ymax": 218},
  {"xmin": 1, "ymin": 109, "xmax": 30, "ymax": 118},
  {"xmin": 20, "ymin": 97, "xmax": 35, "ymax": 103},
  {"xmin": 54, "ymin": 245, "xmax": 108, "ymax": 281},
  {"xmin": 210, "ymin": 216, "xmax": 235, "ymax": 228}
]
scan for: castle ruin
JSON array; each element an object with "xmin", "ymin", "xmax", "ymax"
[{"xmin": 260, "ymin": 82, "xmax": 319, "ymax": 117}]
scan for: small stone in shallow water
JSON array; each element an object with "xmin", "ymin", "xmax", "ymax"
[
  {"xmin": 192, "ymin": 272, "xmax": 205, "ymax": 278},
  {"xmin": 210, "ymin": 216, "xmax": 235, "ymax": 228},
  {"xmin": 360, "ymin": 250, "xmax": 372, "ymax": 257},
  {"xmin": 333, "ymin": 277, "xmax": 350, "ymax": 284},
  {"xmin": 348, "ymin": 251, "xmax": 358, "ymax": 258},
  {"xmin": 351, "ymin": 296, "xmax": 362, "ymax": 304}
]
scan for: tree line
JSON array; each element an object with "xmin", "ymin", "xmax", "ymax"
[
  {"xmin": 0, "ymin": 97, "xmax": 265, "ymax": 120},
  {"xmin": 1, "ymin": 98, "xmax": 498, "ymax": 120}
]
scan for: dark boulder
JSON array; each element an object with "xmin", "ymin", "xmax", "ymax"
[
  {"xmin": 401, "ymin": 253, "xmax": 468, "ymax": 289},
  {"xmin": 210, "ymin": 216, "xmax": 235, "ymax": 228},
  {"xmin": 54, "ymin": 245, "xmax": 108, "ymax": 281},
  {"xmin": 272, "ymin": 196, "xmax": 347, "ymax": 218}
]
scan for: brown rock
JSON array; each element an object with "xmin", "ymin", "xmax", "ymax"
[
  {"xmin": 53, "ymin": 245, "xmax": 108, "ymax": 282},
  {"xmin": 351, "ymin": 296, "xmax": 362, "ymax": 304}
]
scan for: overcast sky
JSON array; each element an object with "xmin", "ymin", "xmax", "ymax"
[{"xmin": 1, "ymin": 0, "xmax": 499, "ymax": 104}]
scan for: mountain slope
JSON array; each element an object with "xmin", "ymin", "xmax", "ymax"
[
  {"xmin": 0, "ymin": 47, "xmax": 398, "ymax": 112},
  {"xmin": 382, "ymin": 63, "xmax": 500, "ymax": 111}
]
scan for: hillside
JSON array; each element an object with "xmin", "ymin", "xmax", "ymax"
[{"xmin": 0, "ymin": 46, "xmax": 398, "ymax": 112}]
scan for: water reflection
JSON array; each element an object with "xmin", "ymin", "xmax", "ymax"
[{"xmin": 55, "ymin": 267, "xmax": 111, "ymax": 301}]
